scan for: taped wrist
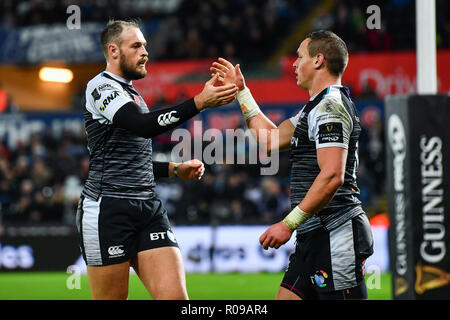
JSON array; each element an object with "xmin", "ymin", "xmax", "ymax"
[
  {"xmin": 282, "ymin": 206, "xmax": 312, "ymax": 231},
  {"xmin": 237, "ymin": 87, "xmax": 261, "ymax": 120}
]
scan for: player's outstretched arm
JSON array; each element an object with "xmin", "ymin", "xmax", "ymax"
[
  {"xmin": 211, "ymin": 58, "xmax": 294, "ymax": 152},
  {"xmin": 113, "ymin": 74, "xmax": 238, "ymax": 139}
]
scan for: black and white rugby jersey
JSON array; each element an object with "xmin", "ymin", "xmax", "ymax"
[
  {"xmin": 289, "ymin": 85, "xmax": 364, "ymax": 234},
  {"xmin": 82, "ymin": 71, "xmax": 155, "ymax": 200}
]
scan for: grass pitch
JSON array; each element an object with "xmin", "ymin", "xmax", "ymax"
[{"xmin": 0, "ymin": 272, "xmax": 392, "ymax": 300}]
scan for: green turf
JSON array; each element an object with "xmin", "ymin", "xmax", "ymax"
[{"xmin": 0, "ymin": 272, "xmax": 392, "ymax": 300}]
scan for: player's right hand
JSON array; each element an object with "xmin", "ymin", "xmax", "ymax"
[
  {"xmin": 194, "ymin": 73, "xmax": 239, "ymax": 110},
  {"xmin": 259, "ymin": 221, "xmax": 293, "ymax": 250},
  {"xmin": 210, "ymin": 58, "xmax": 246, "ymax": 92}
]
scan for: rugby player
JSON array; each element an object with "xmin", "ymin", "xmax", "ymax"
[
  {"xmin": 77, "ymin": 19, "xmax": 238, "ymax": 300},
  {"xmin": 211, "ymin": 30, "xmax": 374, "ymax": 300}
]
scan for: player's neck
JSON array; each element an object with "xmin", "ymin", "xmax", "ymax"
[
  {"xmin": 104, "ymin": 65, "xmax": 132, "ymax": 85},
  {"xmin": 105, "ymin": 64, "xmax": 126, "ymax": 81},
  {"xmin": 308, "ymin": 73, "xmax": 341, "ymax": 98}
]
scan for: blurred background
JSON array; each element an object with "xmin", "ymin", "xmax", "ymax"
[{"xmin": 0, "ymin": 0, "xmax": 449, "ymax": 300}]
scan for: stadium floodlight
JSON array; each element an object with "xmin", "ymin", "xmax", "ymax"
[{"xmin": 39, "ymin": 67, "xmax": 74, "ymax": 83}]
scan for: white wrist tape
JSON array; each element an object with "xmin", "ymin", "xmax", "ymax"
[
  {"xmin": 282, "ymin": 206, "xmax": 312, "ymax": 230},
  {"xmin": 237, "ymin": 87, "xmax": 261, "ymax": 120}
]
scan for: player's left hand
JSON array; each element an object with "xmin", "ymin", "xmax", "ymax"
[
  {"xmin": 259, "ymin": 221, "xmax": 293, "ymax": 250},
  {"xmin": 176, "ymin": 159, "xmax": 205, "ymax": 180},
  {"xmin": 210, "ymin": 58, "xmax": 246, "ymax": 92}
]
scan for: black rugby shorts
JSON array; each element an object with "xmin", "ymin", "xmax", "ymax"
[
  {"xmin": 280, "ymin": 213, "xmax": 374, "ymax": 300},
  {"xmin": 76, "ymin": 195, "xmax": 179, "ymax": 266}
]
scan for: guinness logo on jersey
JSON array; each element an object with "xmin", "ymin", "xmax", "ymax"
[
  {"xmin": 326, "ymin": 123, "xmax": 334, "ymax": 132},
  {"xmin": 318, "ymin": 122, "xmax": 343, "ymax": 144}
]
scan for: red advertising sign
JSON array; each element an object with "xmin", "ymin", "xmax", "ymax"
[{"xmin": 134, "ymin": 50, "xmax": 450, "ymax": 106}]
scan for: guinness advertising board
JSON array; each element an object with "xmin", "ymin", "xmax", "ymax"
[{"xmin": 385, "ymin": 94, "xmax": 450, "ymax": 299}]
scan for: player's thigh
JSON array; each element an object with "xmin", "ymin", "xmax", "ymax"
[
  {"xmin": 76, "ymin": 195, "xmax": 140, "ymax": 266},
  {"xmin": 87, "ymin": 261, "xmax": 131, "ymax": 300},
  {"xmin": 275, "ymin": 286, "xmax": 302, "ymax": 300},
  {"xmin": 278, "ymin": 247, "xmax": 318, "ymax": 300},
  {"xmin": 133, "ymin": 246, "xmax": 188, "ymax": 300}
]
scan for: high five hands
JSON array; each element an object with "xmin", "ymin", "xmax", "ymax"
[{"xmin": 210, "ymin": 58, "xmax": 246, "ymax": 91}]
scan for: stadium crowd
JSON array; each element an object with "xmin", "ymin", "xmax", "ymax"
[
  {"xmin": 1, "ymin": 0, "xmax": 449, "ymax": 64},
  {"xmin": 2, "ymin": 0, "xmax": 436, "ymax": 228},
  {"xmin": 0, "ymin": 105, "xmax": 385, "ymax": 227}
]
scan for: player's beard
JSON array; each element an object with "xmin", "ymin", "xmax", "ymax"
[{"xmin": 119, "ymin": 52, "xmax": 147, "ymax": 80}]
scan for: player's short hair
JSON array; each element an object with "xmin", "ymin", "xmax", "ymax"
[
  {"xmin": 305, "ymin": 30, "xmax": 348, "ymax": 77},
  {"xmin": 100, "ymin": 19, "xmax": 140, "ymax": 58}
]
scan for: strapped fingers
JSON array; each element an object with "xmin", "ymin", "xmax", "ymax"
[{"xmin": 198, "ymin": 169, "xmax": 204, "ymax": 180}]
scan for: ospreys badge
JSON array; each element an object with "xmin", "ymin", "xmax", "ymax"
[{"xmin": 91, "ymin": 88, "xmax": 101, "ymax": 101}]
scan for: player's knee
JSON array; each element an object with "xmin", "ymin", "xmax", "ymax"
[
  {"xmin": 153, "ymin": 287, "xmax": 188, "ymax": 300},
  {"xmin": 92, "ymin": 287, "xmax": 129, "ymax": 300}
]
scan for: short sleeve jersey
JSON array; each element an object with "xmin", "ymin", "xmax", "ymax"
[
  {"xmin": 289, "ymin": 85, "xmax": 364, "ymax": 234},
  {"xmin": 82, "ymin": 71, "xmax": 155, "ymax": 200}
]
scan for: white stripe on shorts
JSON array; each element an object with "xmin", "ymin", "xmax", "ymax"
[
  {"xmin": 329, "ymin": 219, "xmax": 357, "ymax": 290},
  {"xmin": 82, "ymin": 197, "xmax": 103, "ymax": 266}
]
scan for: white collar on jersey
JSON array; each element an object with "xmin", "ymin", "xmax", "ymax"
[
  {"xmin": 103, "ymin": 71, "xmax": 132, "ymax": 86},
  {"xmin": 309, "ymin": 84, "xmax": 343, "ymax": 101}
]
